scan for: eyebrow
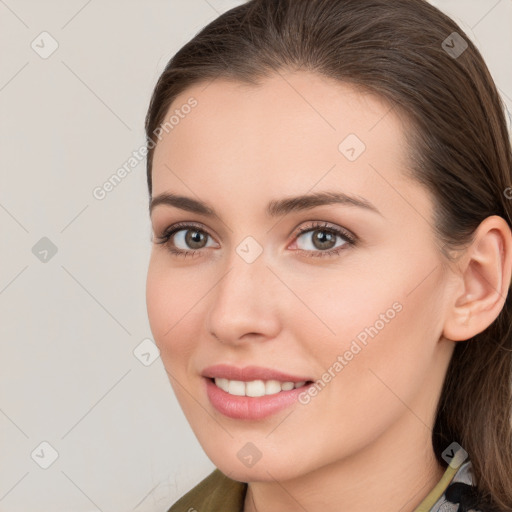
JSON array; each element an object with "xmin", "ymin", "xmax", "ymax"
[{"xmin": 149, "ymin": 191, "xmax": 383, "ymax": 218}]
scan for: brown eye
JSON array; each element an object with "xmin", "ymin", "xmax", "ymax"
[
  {"xmin": 178, "ymin": 228, "xmax": 208, "ymax": 250},
  {"xmin": 167, "ymin": 227, "xmax": 215, "ymax": 251},
  {"xmin": 296, "ymin": 228, "xmax": 346, "ymax": 252},
  {"xmin": 154, "ymin": 222, "xmax": 217, "ymax": 257},
  {"xmin": 292, "ymin": 221, "xmax": 356, "ymax": 258},
  {"xmin": 302, "ymin": 229, "xmax": 339, "ymax": 250}
]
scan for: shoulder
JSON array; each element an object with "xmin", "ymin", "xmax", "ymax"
[{"xmin": 166, "ymin": 468, "xmax": 248, "ymax": 512}]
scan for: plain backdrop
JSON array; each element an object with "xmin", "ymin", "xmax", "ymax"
[{"xmin": 0, "ymin": 1, "xmax": 511, "ymax": 511}]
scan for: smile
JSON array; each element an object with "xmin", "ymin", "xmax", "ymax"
[
  {"xmin": 213, "ymin": 378, "xmax": 309, "ymax": 397},
  {"xmin": 201, "ymin": 364, "xmax": 315, "ymax": 419}
]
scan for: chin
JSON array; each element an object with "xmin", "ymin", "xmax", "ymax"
[{"xmin": 206, "ymin": 446, "xmax": 310, "ymax": 483}]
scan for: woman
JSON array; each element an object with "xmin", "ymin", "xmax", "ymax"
[{"xmin": 144, "ymin": 0, "xmax": 512, "ymax": 510}]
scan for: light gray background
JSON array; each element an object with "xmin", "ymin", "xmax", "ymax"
[{"xmin": 0, "ymin": 1, "xmax": 511, "ymax": 511}]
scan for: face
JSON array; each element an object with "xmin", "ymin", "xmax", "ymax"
[{"xmin": 146, "ymin": 71, "xmax": 455, "ymax": 482}]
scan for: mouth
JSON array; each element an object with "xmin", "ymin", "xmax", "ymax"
[
  {"xmin": 209, "ymin": 377, "xmax": 314, "ymax": 397},
  {"xmin": 201, "ymin": 364, "xmax": 316, "ymax": 419}
]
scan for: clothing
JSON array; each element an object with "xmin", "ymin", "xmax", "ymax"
[{"xmin": 166, "ymin": 458, "xmax": 484, "ymax": 512}]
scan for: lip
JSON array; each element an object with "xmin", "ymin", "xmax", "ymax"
[
  {"xmin": 201, "ymin": 364, "xmax": 313, "ymax": 383},
  {"xmin": 201, "ymin": 364, "xmax": 315, "ymax": 420}
]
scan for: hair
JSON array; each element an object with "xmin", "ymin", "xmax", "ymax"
[{"xmin": 144, "ymin": 0, "xmax": 512, "ymax": 509}]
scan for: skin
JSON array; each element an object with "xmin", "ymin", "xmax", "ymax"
[{"xmin": 146, "ymin": 70, "xmax": 512, "ymax": 512}]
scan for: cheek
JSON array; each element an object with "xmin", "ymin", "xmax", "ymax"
[
  {"xmin": 145, "ymin": 261, "xmax": 199, "ymax": 359},
  {"xmin": 300, "ymin": 264, "xmax": 442, "ymax": 398},
  {"xmin": 308, "ymin": 248, "xmax": 444, "ymax": 352},
  {"xmin": 296, "ymin": 275, "xmax": 401, "ymax": 354}
]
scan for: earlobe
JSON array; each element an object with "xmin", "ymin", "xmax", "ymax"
[{"xmin": 442, "ymin": 215, "xmax": 512, "ymax": 343}]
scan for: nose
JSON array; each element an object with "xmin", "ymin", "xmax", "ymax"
[{"xmin": 205, "ymin": 250, "xmax": 282, "ymax": 346}]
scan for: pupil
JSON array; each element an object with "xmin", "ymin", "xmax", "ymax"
[
  {"xmin": 315, "ymin": 230, "xmax": 335, "ymax": 249},
  {"xmin": 187, "ymin": 230, "xmax": 204, "ymax": 248}
]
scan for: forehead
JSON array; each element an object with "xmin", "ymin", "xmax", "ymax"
[
  {"xmin": 150, "ymin": 71, "xmax": 426, "ymax": 222},
  {"xmin": 154, "ymin": 71, "xmax": 405, "ymax": 156}
]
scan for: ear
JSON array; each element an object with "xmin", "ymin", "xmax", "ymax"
[{"xmin": 442, "ymin": 215, "xmax": 512, "ymax": 342}]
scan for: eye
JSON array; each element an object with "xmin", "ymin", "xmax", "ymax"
[
  {"xmin": 290, "ymin": 221, "xmax": 356, "ymax": 258},
  {"xmin": 153, "ymin": 222, "xmax": 217, "ymax": 258},
  {"xmin": 153, "ymin": 220, "xmax": 357, "ymax": 259}
]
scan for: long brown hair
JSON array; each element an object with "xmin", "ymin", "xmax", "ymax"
[{"xmin": 144, "ymin": 0, "xmax": 512, "ymax": 509}]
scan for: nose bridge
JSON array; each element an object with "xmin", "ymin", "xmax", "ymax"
[
  {"xmin": 206, "ymin": 241, "xmax": 280, "ymax": 342},
  {"xmin": 217, "ymin": 232, "xmax": 271, "ymax": 302}
]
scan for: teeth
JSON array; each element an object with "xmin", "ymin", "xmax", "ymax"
[
  {"xmin": 215, "ymin": 378, "xmax": 229, "ymax": 392},
  {"xmin": 265, "ymin": 380, "xmax": 281, "ymax": 395},
  {"xmin": 214, "ymin": 378, "xmax": 307, "ymax": 397},
  {"xmin": 228, "ymin": 380, "xmax": 246, "ymax": 396},
  {"xmin": 247, "ymin": 380, "xmax": 266, "ymax": 397}
]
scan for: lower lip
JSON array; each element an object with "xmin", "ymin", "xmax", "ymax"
[{"xmin": 204, "ymin": 378, "xmax": 311, "ymax": 420}]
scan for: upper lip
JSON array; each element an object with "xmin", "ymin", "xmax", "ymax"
[{"xmin": 201, "ymin": 364, "xmax": 313, "ymax": 383}]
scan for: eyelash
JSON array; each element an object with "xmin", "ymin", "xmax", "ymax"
[{"xmin": 153, "ymin": 221, "xmax": 357, "ymax": 259}]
